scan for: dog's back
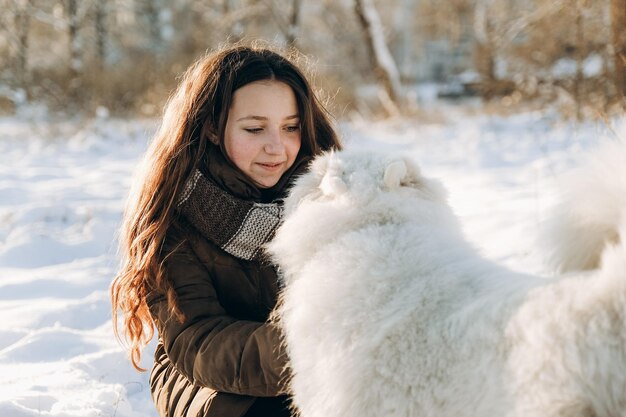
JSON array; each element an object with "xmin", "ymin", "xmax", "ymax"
[
  {"xmin": 542, "ymin": 140, "xmax": 626, "ymax": 273},
  {"xmin": 271, "ymin": 146, "xmax": 626, "ymax": 417}
]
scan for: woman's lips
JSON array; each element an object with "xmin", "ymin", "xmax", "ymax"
[{"xmin": 257, "ymin": 162, "xmax": 284, "ymax": 171}]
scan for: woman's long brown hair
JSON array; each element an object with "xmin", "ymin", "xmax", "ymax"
[{"xmin": 111, "ymin": 43, "xmax": 342, "ymax": 370}]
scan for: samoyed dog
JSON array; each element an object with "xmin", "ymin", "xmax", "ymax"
[{"xmin": 267, "ymin": 142, "xmax": 626, "ymax": 417}]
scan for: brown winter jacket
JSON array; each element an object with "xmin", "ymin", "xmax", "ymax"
[{"xmin": 147, "ymin": 148, "xmax": 302, "ymax": 417}]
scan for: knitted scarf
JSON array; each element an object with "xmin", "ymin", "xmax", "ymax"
[{"xmin": 176, "ymin": 169, "xmax": 283, "ymax": 261}]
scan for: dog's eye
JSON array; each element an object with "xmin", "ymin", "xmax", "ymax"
[{"xmin": 400, "ymin": 178, "xmax": 420, "ymax": 188}]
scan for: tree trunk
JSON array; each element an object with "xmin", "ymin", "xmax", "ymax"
[
  {"xmin": 575, "ymin": 1, "xmax": 585, "ymax": 120},
  {"xmin": 264, "ymin": 0, "xmax": 301, "ymax": 47},
  {"xmin": 473, "ymin": 0, "xmax": 497, "ymax": 99},
  {"xmin": 65, "ymin": 0, "xmax": 80, "ymax": 74},
  {"xmin": 474, "ymin": 40, "xmax": 496, "ymax": 80},
  {"xmin": 286, "ymin": 0, "xmax": 301, "ymax": 46},
  {"xmin": 135, "ymin": 0, "xmax": 161, "ymax": 48},
  {"xmin": 146, "ymin": 0, "xmax": 161, "ymax": 48},
  {"xmin": 354, "ymin": 0, "xmax": 402, "ymax": 104},
  {"xmin": 398, "ymin": 0, "xmax": 416, "ymax": 81},
  {"xmin": 222, "ymin": 0, "xmax": 240, "ymax": 42},
  {"xmin": 611, "ymin": 0, "xmax": 626, "ymax": 99},
  {"xmin": 15, "ymin": 0, "xmax": 31, "ymax": 86},
  {"xmin": 94, "ymin": 0, "xmax": 108, "ymax": 68}
]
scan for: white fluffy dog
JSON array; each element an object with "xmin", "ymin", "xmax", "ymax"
[{"xmin": 267, "ymin": 143, "xmax": 626, "ymax": 417}]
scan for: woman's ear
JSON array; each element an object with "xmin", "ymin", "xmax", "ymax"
[
  {"xmin": 201, "ymin": 123, "xmax": 220, "ymax": 145},
  {"xmin": 207, "ymin": 132, "xmax": 220, "ymax": 145}
]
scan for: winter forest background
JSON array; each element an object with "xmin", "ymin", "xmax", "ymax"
[
  {"xmin": 1, "ymin": 1, "xmax": 626, "ymax": 417},
  {"xmin": 1, "ymin": 0, "xmax": 626, "ymax": 118}
]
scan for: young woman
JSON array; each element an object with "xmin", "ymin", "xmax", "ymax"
[{"xmin": 111, "ymin": 45, "xmax": 342, "ymax": 417}]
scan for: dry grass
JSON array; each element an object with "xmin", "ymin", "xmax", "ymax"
[{"xmin": 24, "ymin": 53, "xmax": 185, "ymax": 117}]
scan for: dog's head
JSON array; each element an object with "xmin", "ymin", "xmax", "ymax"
[
  {"xmin": 268, "ymin": 150, "xmax": 449, "ymax": 280},
  {"xmin": 283, "ymin": 150, "xmax": 447, "ymax": 216}
]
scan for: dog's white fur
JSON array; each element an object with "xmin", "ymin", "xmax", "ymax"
[{"xmin": 267, "ymin": 145, "xmax": 626, "ymax": 417}]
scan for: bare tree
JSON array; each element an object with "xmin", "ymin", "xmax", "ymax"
[
  {"xmin": 135, "ymin": 0, "xmax": 162, "ymax": 49},
  {"xmin": 216, "ymin": 1, "xmax": 267, "ymax": 42},
  {"xmin": 473, "ymin": 0, "xmax": 497, "ymax": 90},
  {"xmin": 501, "ymin": 1, "xmax": 565, "ymax": 46},
  {"xmin": 611, "ymin": 0, "xmax": 626, "ymax": 99},
  {"xmin": 0, "ymin": 0, "xmax": 616, "ymax": 116},
  {"xmin": 286, "ymin": 0, "xmax": 301, "ymax": 45},
  {"xmin": 0, "ymin": 0, "xmax": 34, "ymax": 86},
  {"xmin": 14, "ymin": 0, "xmax": 32, "ymax": 85},
  {"xmin": 263, "ymin": 0, "xmax": 302, "ymax": 46},
  {"xmin": 64, "ymin": 0, "xmax": 81, "ymax": 74},
  {"xmin": 354, "ymin": 0, "xmax": 402, "ymax": 108},
  {"xmin": 94, "ymin": 0, "xmax": 108, "ymax": 67},
  {"xmin": 472, "ymin": 0, "xmax": 523, "ymax": 99},
  {"xmin": 574, "ymin": 0, "xmax": 587, "ymax": 120}
]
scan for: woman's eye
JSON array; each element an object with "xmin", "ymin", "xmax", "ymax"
[
  {"xmin": 244, "ymin": 127, "xmax": 263, "ymax": 134},
  {"xmin": 285, "ymin": 125, "xmax": 300, "ymax": 133}
]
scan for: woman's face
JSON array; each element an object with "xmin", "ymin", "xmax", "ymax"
[{"xmin": 223, "ymin": 80, "xmax": 302, "ymax": 189}]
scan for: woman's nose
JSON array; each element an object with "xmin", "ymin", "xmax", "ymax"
[{"xmin": 264, "ymin": 129, "xmax": 285, "ymax": 154}]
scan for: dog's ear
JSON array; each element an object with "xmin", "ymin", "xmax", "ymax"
[
  {"xmin": 320, "ymin": 171, "xmax": 347, "ymax": 196},
  {"xmin": 384, "ymin": 160, "xmax": 407, "ymax": 189},
  {"xmin": 402, "ymin": 157, "xmax": 423, "ymax": 187},
  {"xmin": 318, "ymin": 152, "xmax": 348, "ymax": 197}
]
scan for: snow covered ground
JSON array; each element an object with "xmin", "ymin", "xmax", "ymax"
[{"xmin": 0, "ymin": 106, "xmax": 623, "ymax": 417}]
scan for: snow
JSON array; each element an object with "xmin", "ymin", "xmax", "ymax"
[
  {"xmin": 551, "ymin": 54, "xmax": 604, "ymax": 78},
  {"xmin": 0, "ymin": 117, "xmax": 158, "ymax": 417},
  {"xmin": 1, "ymin": 106, "xmax": 624, "ymax": 416}
]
